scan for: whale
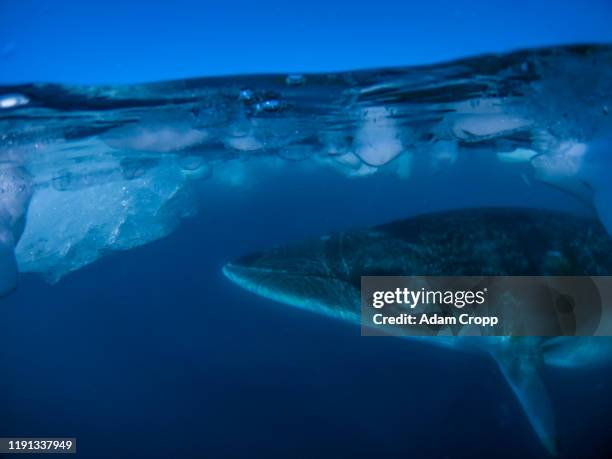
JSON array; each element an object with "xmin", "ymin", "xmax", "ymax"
[{"xmin": 223, "ymin": 207, "xmax": 612, "ymax": 455}]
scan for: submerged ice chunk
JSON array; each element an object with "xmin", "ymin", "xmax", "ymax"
[
  {"xmin": 530, "ymin": 138, "xmax": 612, "ymax": 237},
  {"xmin": 531, "ymin": 141, "xmax": 587, "ymax": 182},
  {"xmin": 15, "ymin": 158, "xmax": 197, "ymax": 283},
  {"xmin": 0, "ymin": 166, "xmax": 32, "ymax": 295},
  {"xmin": 104, "ymin": 123, "xmax": 209, "ymax": 153},
  {"xmin": 223, "ymin": 121, "xmax": 265, "ymax": 152},
  {"xmin": 430, "ymin": 140, "xmax": 458, "ymax": 168},
  {"xmin": 497, "ymin": 148, "xmax": 538, "ymax": 163},
  {"xmin": 452, "ymin": 114, "xmax": 531, "ymax": 140},
  {"xmin": 354, "ymin": 106, "xmax": 404, "ymax": 167}
]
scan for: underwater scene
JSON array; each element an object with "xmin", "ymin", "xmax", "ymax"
[{"xmin": 1, "ymin": 17, "xmax": 612, "ymax": 459}]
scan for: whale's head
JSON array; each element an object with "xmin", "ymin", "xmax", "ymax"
[{"xmin": 223, "ymin": 235, "xmax": 364, "ymax": 322}]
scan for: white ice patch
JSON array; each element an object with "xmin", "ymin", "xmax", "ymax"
[
  {"xmin": 430, "ymin": 140, "xmax": 458, "ymax": 168},
  {"xmin": 104, "ymin": 124, "xmax": 208, "ymax": 153},
  {"xmin": 223, "ymin": 121, "xmax": 265, "ymax": 152},
  {"xmin": 224, "ymin": 133, "xmax": 264, "ymax": 152},
  {"xmin": 531, "ymin": 141, "xmax": 587, "ymax": 180},
  {"xmin": 334, "ymin": 152, "xmax": 379, "ymax": 177},
  {"xmin": 452, "ymin": 114, "xmax": 531, "ymax": 140},
  {"xmin": 333, "ymin": 152, "xmax": 362, "ymax": 169},
  {"xmin": 0, "ymin": 93, "xmax": 29, "ymax": 110},
  {"xmin": 317, "ymin": 152, "xmax": 378, "ymax": 178},
  {"xmin": 530, "ymin": 141, "xmax": 590, "ymax": 206},
  {"xmin": 497, "ymin": 148, "xmax": 538, "ymax": 163},
  {"xmin": 349, "ymin": 163, "xmax": 378, "ymax": 177},
  {"xmin": 354, "ymin": 106, "xmax": 403, "ymax": 166}
]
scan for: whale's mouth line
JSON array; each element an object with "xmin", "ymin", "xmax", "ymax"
[
  {"xmin": 222, "ymin": 262, "xmax": 351, "ymax": 286},
  {"xmin": 222, "ymin": 262, "xmax": 360, "ymax": 322}
]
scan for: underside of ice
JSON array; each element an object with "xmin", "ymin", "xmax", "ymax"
[
  {"xmin": 1, "ymin": 44, "xmax": 611, "ymax": 286},
  {"xmin": 15, "ymin": 153, "xmax": 199, "ymax": 282}
]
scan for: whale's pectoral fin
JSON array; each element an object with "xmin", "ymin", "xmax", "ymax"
[
  {"xmin": 492, "ymin": 341, "xmax": 558, "ymax": 456},
  {"xmin": 0, "ymin": 242, "xmax": 18, "ymax": 297}
]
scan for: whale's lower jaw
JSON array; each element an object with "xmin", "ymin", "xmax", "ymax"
[{"xmin": 222, "ymin": 262, "xmax": 361, "ymax": 323}]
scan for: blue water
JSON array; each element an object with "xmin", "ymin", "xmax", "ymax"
[
  {"xmin": 2, "ymin": 170, "xmax": 612, "ymax": 458},
  {"xmin": 2, "ymin": 2, "xmax": 612, "ymax": 458},
  {"xmin": 1, "ymin": 164, "xmax": 612, "ymax": 457}
]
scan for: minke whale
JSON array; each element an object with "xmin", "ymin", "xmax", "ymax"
[{"xmin": 223, "ymin": 207, "xmax": 612, "ymax": 455}]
